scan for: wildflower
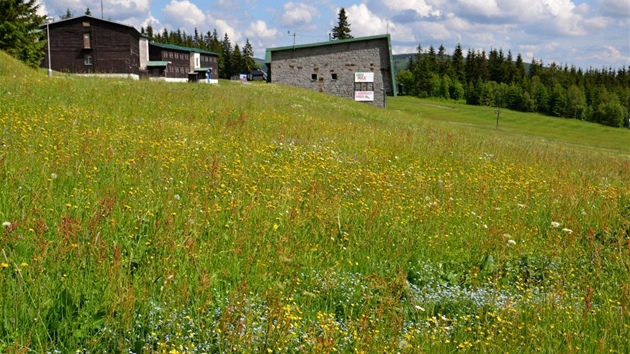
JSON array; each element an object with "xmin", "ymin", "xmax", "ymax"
[
  {"xmin": 561, "ymin": 228, "xmax": 573, "ymax": 234},
  {"xmin": 2, "ymin": 221, "xmax": 11, "ymax": 229},
  {"xmin": 174, "ymin": 194, "xmax": 181, "ymax": 200},
  {"xmin": 507, "ymin": 239, "xmax": 517, "ymax": 246},
  {"xmin": 398, "ymin": 340, "xmax": 411, "ymax": 349},
  {"xmin": 551, "ymin": 221, "xmax": 560, "ymax": 228},
  {"xmin": 50, "ymin": 173, "xmax": 58, "ymax": 179},
  {"xmin": 1, "ymin": 262, "xmax": 8, "ymax": 268}
]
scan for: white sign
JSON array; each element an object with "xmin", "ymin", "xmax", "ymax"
[
  {"xmin": 355, "ymin": 72, "xmax": 374, "ymax": 83},
  {"xmin": 355, "ymin": 91, "xmax": 374, "ymax": 101}
]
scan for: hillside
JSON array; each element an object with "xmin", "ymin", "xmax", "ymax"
[{"xmin": 1, "ymin": 52, "xmax": 629, "ymax": 353}]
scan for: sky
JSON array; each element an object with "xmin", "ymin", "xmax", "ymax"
[{"xmin": 36, "ymin": 0, "xmax": 630, "ymax": 70}]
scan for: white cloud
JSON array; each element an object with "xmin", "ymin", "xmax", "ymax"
[
  {"xmin": 212, "ymin": 18, "xmax": 241, "ymax": 43},
  {"xmin": 162, "ymin": 0, "xmax": 206, "ymax": 28},
  {"xmin": 345, "ymin": 4, "xmax": 391, "ymax": 37},
  {"xmin": 281, "ymin": 2, "xmax": 319, "ymax": 28},
  {"xmin": 384, "ymin": 0, "xmax": 440, "ymax": 17},
  {"xmin": 245, "ymin": 20, "xmax": 279, "ymax": 39},
  {"xmin": 599, "ymin": 45, "xmax": 630, "ymax": 63},
  {"xmin": 35, "ymin": 0, "xmax": 48, "ymax": 16}
]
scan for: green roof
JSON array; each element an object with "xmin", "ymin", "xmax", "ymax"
[
  {"xmin": 147, "ymin": 61, "xmax": 169, "ymax": 67},
  {"xmin": 150, "ymin": 41, "xmax": 217, "ymax": 56},
  {"xmin": 265, "ymin": 34, "xmax": 391, "ymax": 63}
]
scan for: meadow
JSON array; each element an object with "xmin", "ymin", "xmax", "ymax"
[{"xmin": 0, "ymin": 51, "xmax": 629, "ymax": 353}]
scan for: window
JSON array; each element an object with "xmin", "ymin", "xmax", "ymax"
[
  {"xmin": 84, "ymin": 54, "xmax": 92, "ymax": 65},
  {"xmin": 83, "ymin": 33, "xmax": 91, "ymax": 49},
  {"xmin": 331, "ymin": 73, "xmax": 338, "ymax": 81},
  {"xmin": 82, "ymin": 22, "xmax": 90, "ymax": 27},
  {"xmin": 311, "ymin": 73, "xmax": 317, "ymax": 81}
]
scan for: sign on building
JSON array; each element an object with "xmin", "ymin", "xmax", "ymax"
[
  {"xmin": 355, "ymin": 72, "xmax": 374, "ymax": 83},
  {"xmin": 354, "ymin": 91, "xmax": 374, "ymax": 101},
  {"xmin": 354, "ymin": 72, "xmax": 374, "ymax": 101}
]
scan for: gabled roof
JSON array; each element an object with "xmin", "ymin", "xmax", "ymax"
[
  {"xmin": 149, "ymin": 42, "xmax": 218, "ymax": 56},
  {"xmin": 41, "ymin": 15, "xmax": 140, "ymax": 37}
]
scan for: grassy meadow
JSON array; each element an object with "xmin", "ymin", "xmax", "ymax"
[{"xmin": 1, "ymin": 51, "xmax": 629, "ymax": 353}]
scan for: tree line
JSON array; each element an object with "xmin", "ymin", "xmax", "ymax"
[
  {"xmin": 397, "ymin": 44, "xmax": 630, "ymax": 127},
  {"xmin": 142, "ymin": 25, "xmax": 259, "ymax": 80}
]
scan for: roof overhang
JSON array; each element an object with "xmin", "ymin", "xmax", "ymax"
[{"xmin": 147, "ymin": 61, "xmax": 169, "ymax": 67}]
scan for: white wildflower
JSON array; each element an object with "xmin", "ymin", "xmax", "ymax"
[
  {"xmin": 561, "ymin": 228, "xmax": 573, "ymax": 234},
  {"xmin": 551, "ymin": 221, "xmax": 561, "ymax": 228},
  {"xmin": 50, "ymin": 173, "xmax": 58, "ymax": 179},
  {"xmin": 2, "ymin": 221, "xmax": 11, "ymax": 229},
  {"xmin": 507, "ymin": 239, "xmax": 517, "ymax": 246}
]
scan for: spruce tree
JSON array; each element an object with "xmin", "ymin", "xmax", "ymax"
[
  {"xmin": 0, "ymin": 0, "xmax": 45, "ymax": 68},
  {"xmin": 242, "ymin": 39, "xmax": 258, "ymax": 71},
  {"xmin": 60, "ymin": 8, "xmax": 73, "ymax": 20},
  {"xmin": 331, "ymin": 8, "xmax": 353, "ymax": 40}
]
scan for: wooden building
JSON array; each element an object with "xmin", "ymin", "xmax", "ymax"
[
  {"xmin": 40, "ymin": 15, "xmax": 219, "ymax": 82},
  {"xmin": 41, "ymin": 15, "xmax": 143, "ymax": 77},
  {"xmin": 148, "ymin": 42, "xmax": 218, "ymax": 82}
]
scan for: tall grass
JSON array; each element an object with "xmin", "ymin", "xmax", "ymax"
[{"xmin": 1, "ymin": 52, "xmax": 629, "ymax": 352}]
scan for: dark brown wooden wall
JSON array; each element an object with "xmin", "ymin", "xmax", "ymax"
[{"xmin": 45, "ymin": 18, "xmax": 140, "ymax": 74}]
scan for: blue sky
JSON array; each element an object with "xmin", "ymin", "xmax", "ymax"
[{"xmin": 37, "ymin": 0, "xmax": 629, "ymax": 69}]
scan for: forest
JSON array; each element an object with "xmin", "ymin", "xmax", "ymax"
[{"xmin": 397, "ymin": 44, "xmax": 630, "ymax": 128}]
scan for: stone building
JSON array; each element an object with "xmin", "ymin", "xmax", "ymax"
[{"xmin": 265, "ymin": 34, "xmax": 396, "ymax": 108}]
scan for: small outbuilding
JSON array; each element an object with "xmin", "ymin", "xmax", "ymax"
[
  {"xmin": 247, "ymin": 69, "xmax": 266, "ymax": 81},
  {"xmin": 265, "ymin": 34, "xmax": 396, "ymax": 108}
]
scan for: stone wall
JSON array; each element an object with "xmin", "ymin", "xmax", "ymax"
[{"xmin": 269, "ymin": 37, "xmax": 393, "ymax": 108}]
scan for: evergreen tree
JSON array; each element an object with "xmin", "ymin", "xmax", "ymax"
[
  {"xmin": 146, "ymin": 24, "xmax": 154, "ymax": 39},
  {"xmin": 231, "ymin": 43, "xmax": 243, "ymax": 75},
  {"xmin": 242, "ymin": 39, "xmax": 258, "ymax": 71},
  {"xmin": 331, "ymin": 8, "xmax": 353, "ymax": 40},
  {"xmin": 450, "ymin": 44, "xmax": 465, "ymax": 83},
  {"xmin": 0, "ymin": 0, "xmax": 45, "ymax": 68},
  {"xmin": 220, "ymin": 32, "xmax": 232, "ymax": 78},
  {"xmin": 85, "ymin": 8, "xmax": 92, "ymax": 16},
  {"xmin": 60, "ymin": 8, "xmax": 73, "ymax": 20}
]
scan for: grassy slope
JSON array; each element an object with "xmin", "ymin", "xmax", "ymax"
[
  {"xmin": 389, "ymin": 96, "xmax": 630, "ymax": 156},
  {"xmin": 1, "ymin": 52, "xmax": 629, "ymax": 352}
]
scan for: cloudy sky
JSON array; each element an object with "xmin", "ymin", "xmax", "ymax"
[{"xmin": 37, "ymin": 0, "xmax": 629, "ymax": 69}]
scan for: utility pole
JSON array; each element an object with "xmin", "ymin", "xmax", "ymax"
[
  {"xmin": 495, "ymin": 109, "xmax": 501, "ymax": 129},
  {"xmin": 46, "ymin": 16, "xmax": 53, "ymax": 77}
]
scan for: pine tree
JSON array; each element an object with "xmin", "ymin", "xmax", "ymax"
[
  {"xmin": 0, "ymin": 0, "xmax": 45, "ymax": 68},
  {"xmin": 85, "ymin": 8, "xmax": 92, "ymax": 16},
  {"xmin": 450, "ymin": 44, "xmax": 465, "ymax": 83},
  {"xmin": 60, "ymin": 8, "xmax": 73, "ymax": 20},
  {"xmin": 331, "ymin": 8, "xmax": 353, "ymax": 40},
  {"xmin": 242, "ymin": 39, "xmax": 258, "ymax": 71},
  {"xmin": 220, "ymin": 33, "xmax": 232, "ymax": 79},
  {"xmin": 231, "ymin": 43, "xmax": 242, "ymax": 75},
  {"xmin": 146, "ymin": 24, "xmax": 154, "ymax": 39}
]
